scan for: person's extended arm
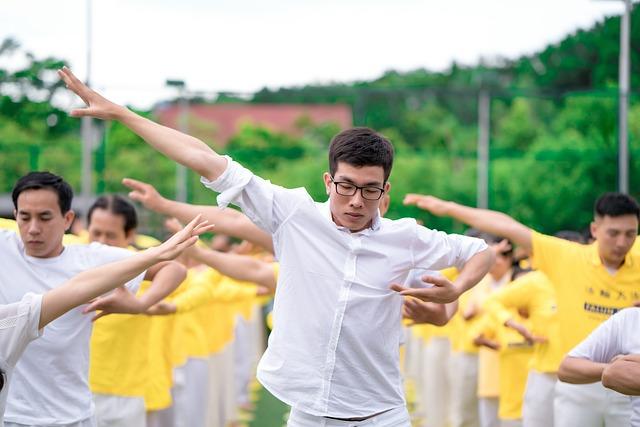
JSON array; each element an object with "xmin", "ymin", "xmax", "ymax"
[
  {"xmin": 39, "ymin": 216, "xmax": 213, "ymax": 328},
  {"xmin": 392, "ymin": 248, "xmax": 495, "ymax": 304},
  {"xmin": 122, "ymin": 178, "xmax": 273, "ymax": 252},
  {"xmin": 188, "ymin": 245, "xmax": 277, "ymax": 290},
  {"xmin": 558, "ymin": 356, "xmax": 609, "ymax": 384},
  {"xmin": 59, "ymin": 67, "xmax": 226, "ymax": 181},
  {"xmin": 404, "ymin": 194, "xmax": 533, "ymax": 252},
  {"xmin": 602, "ymin": 355, "xmax": 640, "ymax": 395}
]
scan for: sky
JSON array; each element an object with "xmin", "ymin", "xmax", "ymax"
[{"xmin": 1, "ymin": 0, "xmax": 629, "ymax": 109}]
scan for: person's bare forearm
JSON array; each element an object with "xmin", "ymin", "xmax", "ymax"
[
  {"xmin": 453, "ymin": 248, "xmax": 495, "ymax": 294},
  {"xmin": 443, "ymin": 202, "xmax": 533, "ymax": 251},
  {"xmin": 116, "ymin": 109, "xmax": 226, "ymax": 181},
  {"xmin": 138, "ymin": 261, "xmax": 187, "ymax": 310},
  {"xmin": 190, "ymin": 246, "xmax": 276, "ymax": 290},
  {"xmin": 157, "ymin": 200, "xmax": 273, "ymax": 252},
  {"xmin": 558, "ymin": 356, "xmax": 608, "ymax": 384},
  {"xmin": 40, "ymin": 249, "xmax": 158, "ymax": 328},
  {"xmin": 602, "ymin": 359, "xmax": 640, "ymax": 395}
]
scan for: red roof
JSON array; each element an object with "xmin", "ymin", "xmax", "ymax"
[{"xmin": 154, "ymin": 103, "xmax": 353, "ymax": 147}]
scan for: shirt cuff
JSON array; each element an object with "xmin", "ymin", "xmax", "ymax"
[{"xmin": 200, "ymin": 156, "xmax": 253, "ymax": 208}]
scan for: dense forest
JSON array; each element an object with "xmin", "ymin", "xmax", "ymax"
[{"xmin": 1, "ymin": 9, "xmax": 640, "ymax": 235}]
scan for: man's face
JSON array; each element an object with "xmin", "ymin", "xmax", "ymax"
[
  {"xmin": 323, "ymin": 162, "xmax": 390, "ymax": 233},
  {"xmin": 88, "ymin": 209, "xmax": 132, "ymax": 248},
  {"xmin": 591, "ymin": 214, "xmax": 638, "ymax": 268},
  {"xmin": 14, "ymin": 189, "xmax": 74, "ymax": 258}
]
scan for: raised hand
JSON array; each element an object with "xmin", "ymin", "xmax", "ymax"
[
  {"xmin": 57, "ymin": 66, "xmax": 125, "ymax": 120},
  {"xmin": 403, "ymin": 194, "xmax": 452, "ymax": 216},
  {"xmin": 122, "ymin": 178, "xmax": 166, "ymax": 211},
  {"xmin": 391, "ymin": 274, "xmax": 460, "ymax": 304},
  {"xmin": 147, "ymin": 214, "xmax": 214, "ymax": 262}
]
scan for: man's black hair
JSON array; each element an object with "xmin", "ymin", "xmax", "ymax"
[
  {"xmin": 12, "ymin": 172, "xmax": 73, "ymax": 214},
  {"xmin": 594, "ymin": 193, "xmax": 640, "ymax": 219},
  {"xmin": 87, "ymin": 195, "xmax": 138, "ymax": 234},
  {"xmin": 328, "ymin": 127, "xmax": 394, "ymax": 182}
]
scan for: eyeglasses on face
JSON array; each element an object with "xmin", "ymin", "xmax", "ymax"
[{"xmin": 330, "ymin": 177, "xmax": 385, "ymax": 201}]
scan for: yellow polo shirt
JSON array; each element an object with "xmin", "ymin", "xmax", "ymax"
[
  {"xmin": 531, "ymin": 231, "xmax": 640, "ymax": 354},
  {"xmin": 483, "ymin": 270, "xmax": 562, "ymax": 373}
]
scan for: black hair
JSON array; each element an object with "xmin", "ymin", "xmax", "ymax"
[
  {"xmin": 554, "ymin": 230, "xmax": 587, "ymax": 244},
  {"xmin": 594, "ymin": 192, "xmax": 640, "ymax": 219},
  {"xmin": 328, "ymin": 127, "xmax": 394, "ymax": 182},
  {"xmin": 12, "ymin": 172, "xmax": 73, "ymax": 214},
  {"xmin": 87, "ymin": 195, "xmax": 138, "ymax": 234}
]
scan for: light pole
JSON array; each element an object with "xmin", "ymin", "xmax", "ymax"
[
  {"xmin": 618, "ymin": 0, "xmax": 632, "ymax": 194},
  {"xmin": 80, "ymin": 0, "xmax": 94, "ymax": 202},
  {"xmin": 166, "ymin": 79, "xmax": 189, "ymax": 202}
]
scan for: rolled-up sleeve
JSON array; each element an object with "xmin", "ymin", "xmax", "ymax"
[
  {"xmin": 200, "ymin": 156, "xmax": 309, "ymax": 234},
  {"xmin": 411, "ymin": 224, "xmax": 488, "ymax": 271}
]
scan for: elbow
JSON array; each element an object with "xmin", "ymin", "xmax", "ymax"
[{"xmin": 557, "ymin": 357, "xmax": 574, "ymax": 383}]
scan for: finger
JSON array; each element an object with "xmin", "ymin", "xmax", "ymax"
[
  {"xmin": 390, "ymin": 283, "xmax": 408, "ymax": 292},
  {"xmin": 402, "ymin": 194, "xmax": 420, "ymax": 205},
  {"xmin": 193, "ymin": 224, "xmax": 215, "ymax": 236},
  {"xmin": 70, "ymin": 108, "xmax": 94, "ymax": 118},
  {"xmin": 121, "ymin": 178, "xmax": 148, "ymax": 191},
  {"xmin": 83, "ymin": 300, "xmax": 103, "ymax": 313},
  {"xmin": 420, "ymin": 275, "xmax": 448, "ymax": 287},
  {"xmin": 92, "ymin": 311, "xmax": 111, "ymax": 322},
  {"xmin": 174, "ymin": 236, "xmax": 199, "ymax": 252}
]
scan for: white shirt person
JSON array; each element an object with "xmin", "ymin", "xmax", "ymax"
[{"xmin": 201, "ymin": 157, "xmax": 488, "ymax": 418}]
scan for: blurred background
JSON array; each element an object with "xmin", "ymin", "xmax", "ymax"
[{"xmin": 1, "ymin": 0, "xmax": 638, "ymax": 238}]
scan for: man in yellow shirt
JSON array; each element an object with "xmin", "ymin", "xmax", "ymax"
[
  {"xmin": 86, "ymin": 195, "xmax": 187, "ymax": 427},
  {"xmin": 404, "ymin": 192, "xmax": 639, "ymax": 427}
]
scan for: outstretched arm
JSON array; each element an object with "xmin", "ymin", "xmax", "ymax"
[
  {"xmin": 404, "ymin": 194, "xmax": 533, "ymax": 252},
  {"xmin": 122, "ymin": 178, "xmax": 274, "ymax": 252},
  {"xmin": 58, "ymin": 67, "xmax": 226, "ymax": 181},
  {"xmin": 188, "ymin": 245, "xmax": 277, "ymax": 290},
  {"xmin": 39, "ymin": 216, "xmax": 213, "ymax": 328}
]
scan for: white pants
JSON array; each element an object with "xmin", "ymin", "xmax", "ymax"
[
  {"xmin": 147, "ymin": 370, "xmax": 178, "ymax": 427},
  {"xmin": 207, "ymin": 345, "xmax": 237, "ymax": 427},
  {"xmin": 93, "ymin": 394, "xmax": 145, "ymax": 427},
  {"xmin": 287, "ymin": 407, "xmax": 411, "ymax": 427},
  {"xmin": 553, "ymin": 381, "xmax": 631, "ymax": 427},
  {"xmin": 422, "ymin": 337, "xmax": 451, "ymax": 427},
  {"xmin": 478, "ymin": 397, "xmax": 499, "ymax": 427},
  {"xmin": 522, "ymin": 371, "xmax": 556, "ymax": 427},
  {"xmin": 233, "ymin": 317, "xmax": 252, "ymax": 406},
  {"xmin": 500, "ymin": 420, "xmax": 522, "ymax": 427},
  {"xmin": 173, "ymin": 358, "xmax": 209, "ymax": 427},
  {"xmin": 449, "ymin": 352, "xmax": 480, "ymax": 427},
  {"xmin": 6, "ymin": 418, "xmax": 96, "ymax": 427}
]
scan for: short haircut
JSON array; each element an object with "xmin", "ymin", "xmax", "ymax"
[
  {"xmin": 87, "ymin": 195, "xmax": 138, "ymax": 234},
  {"xmin": 554, "ymin": 230, "xmax": 587, "ymax": 244},
  {"xmin": 12, "ymin": 171, "xmax": 74, "ymax": 214},
  {"xmin": 328, "ymin": 127, "xmax": 394, "ymax": 182},
  {"xmin": 594, "ymin": 192, "xmax": 640, "ymax": 219}
]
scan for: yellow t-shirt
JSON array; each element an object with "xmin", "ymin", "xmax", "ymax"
[
  {"xmin": 0, "ymin": 218, "xmax": 18, "ymax": 231},
  {"xmin": 531, "ymin": 231, "xmax": 640, "ymax": 354},
  {"xmin": 483, "ymin": 270, "xmax": 563, "ymax": 373},
  {"xmin": 89, "ymin": 296, "xmax": 152, "ymax": 398},
  {"xmin": 477, "ymin": 306, "xmax": 533, "ymax": 420}
]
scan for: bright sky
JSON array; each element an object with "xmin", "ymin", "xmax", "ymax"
[{"xmin": 1, "ymin": 0, "xmax": 628, "ymax": 108}]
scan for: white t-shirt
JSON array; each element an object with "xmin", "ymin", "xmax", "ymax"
[
  {"xmin": 0, "ymin": 230, "xmax": 143, "ymax": 425},
  {"xmin": 0, "ymin": 293, "xmax": 43, "ymax": 425},
  {"xmin": 569, "ymin": 307, "xmax": 640, "ymax": 425}
]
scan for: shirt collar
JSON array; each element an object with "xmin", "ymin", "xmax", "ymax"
[
  {"xmin": 588, "ymin": 241, "xmax": 635, "ymax": 269},
  {"xmin": 319, "ymin": 201, "xmax": 382, "ymax": 233}
]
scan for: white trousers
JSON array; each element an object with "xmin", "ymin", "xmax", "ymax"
[
  {"xmin": 422, "ymin": 337, "xmax": 451, "ymax": 427},
  {"xmin": 287, "ymin": 407, "xmax": 411, "ymax": 427},
  {"xmin": 6, "ymin": 418, "xmax": 96, "ymax": 427},
  {"xmin": 93, "ymin": 394, "xmax": 145, "ymax": 427},
  {"xmin": 478, "ymin": 397, "xmax": 499, "ymax": 427},
  {"xmin": 173, "ymin": 358, "xmax": 209, "ymax": 427},
  {"xmin": 522, "ymin": 370, "xmax": 556, "ymax": 427},
  {"xmin": 233, "ymin": 317, "xmax": 252, "ymax": 406},
  {"xmin": 449, "ymin": 352, "xmax": 480, "ymax": 427},
  {"xmin": 553, "ymin": 381, "xmax": 631, "ymax": 427}
]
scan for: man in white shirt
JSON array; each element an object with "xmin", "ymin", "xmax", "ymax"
[
  {"xmin": 0, "ymin": 171, "xmax": 185, "ymax": 427},
  {"xmin": 60, "ymin": 66, "xmax": 494, "ymax": 427},
  {"xmin": 558, "ymin": 308, "xmax": 640, "ymax": 426}
]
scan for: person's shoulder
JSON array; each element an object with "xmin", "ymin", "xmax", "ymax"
[{"xmin": 612, "ymin": 306, "xmax": 640, "ymax": 324}]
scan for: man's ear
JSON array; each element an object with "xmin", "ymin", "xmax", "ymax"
[
  {"xmin": 63, "ymin": 210, "xmax": 76, "ymax": 231},
  {"xmin": 323, "ymin": 172, "xmax": 332, "ymax": 195}
]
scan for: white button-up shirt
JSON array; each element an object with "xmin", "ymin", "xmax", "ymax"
[{"xmin": 201, "ymin": 157, "xmax": 487, "ymax": 418}]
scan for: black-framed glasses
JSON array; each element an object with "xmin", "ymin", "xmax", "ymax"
[{"xmin": 330, "ymin": 177, "xmax": 385, "ymax": 200}]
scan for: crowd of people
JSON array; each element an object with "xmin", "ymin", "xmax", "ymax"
[{"xmin": 0, "ymin": 65, "xmax": 636, "ymax": 427}]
